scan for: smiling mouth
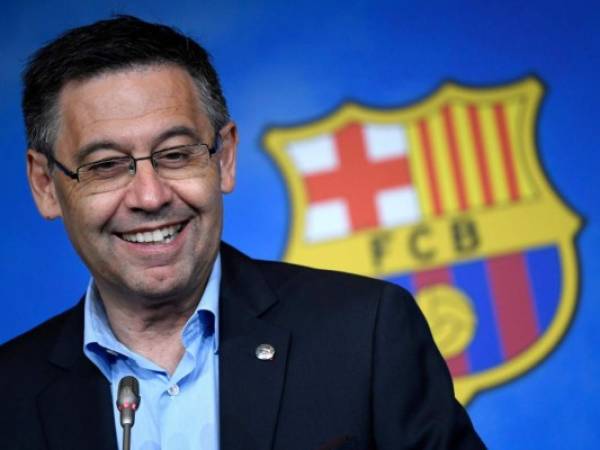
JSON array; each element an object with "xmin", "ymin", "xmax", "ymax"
[{"xmin": 119, "ymin": 222, "xmax": 186, "ymax": 244}]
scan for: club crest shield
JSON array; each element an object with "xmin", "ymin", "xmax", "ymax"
[{"xmin": 263, "ymin": 77, "xmax": 581, "ymax": 404}]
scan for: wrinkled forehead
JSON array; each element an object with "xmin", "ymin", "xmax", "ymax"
[
  {"xmin": 59, "ymin": 64, "xmax": 204, "ymax": 119},
  {"xmin": 54, "ymin": 65, "xmax": 212, "ymax": 154}
]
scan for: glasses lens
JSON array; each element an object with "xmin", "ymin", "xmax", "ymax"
[
  {"xmin": 77, "ymin": 157, "xmax": 133, "ymax": 193},
  {"xmin": 154, "ymin": 144, "xmax": 211, "ymax": 179}
]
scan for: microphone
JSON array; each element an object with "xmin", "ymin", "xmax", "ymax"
[{"xmin": 116, "ymin": 376, "xmax": 141, "ymax": 450}]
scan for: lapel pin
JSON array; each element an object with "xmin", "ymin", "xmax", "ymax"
[{"xmin": 255, "ymin": 343, "xmax": 276, "ymax": 361}]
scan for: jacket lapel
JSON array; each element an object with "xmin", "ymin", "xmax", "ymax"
[
  {"xmin": 219, "ymin": 244, "xmax": 291, "ymax": 450},
  {"xmin": 37, "ymin": 303, "xmax": 117, "ymax": 450}
]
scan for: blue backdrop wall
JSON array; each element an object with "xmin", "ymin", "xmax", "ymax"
[{"xmin": 1, "ymin": 1, "xmax": 599, "ymax": 448}]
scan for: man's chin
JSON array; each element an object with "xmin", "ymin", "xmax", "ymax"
[
  {"xmin": 103, "ymin": 267, "xmax": 196, "ymax": 304},
  {"xmin": 126, "ymin": 277, "xmax": 192, "ymax": 302}
]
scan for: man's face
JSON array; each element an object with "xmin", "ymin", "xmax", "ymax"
[{"xmin": 30, "ymin": 65, "xmax": 236, "ymax": 302}]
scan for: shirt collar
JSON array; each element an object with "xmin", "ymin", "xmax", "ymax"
[
  {"xmin": 195, "ymin": 252, "xmax": 221, "ymax": 352},
  {"xmin": 83, "ymin": 253, "xmax": 222, "ymax": 373}
]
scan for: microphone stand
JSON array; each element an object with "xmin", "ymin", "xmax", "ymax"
[{"xmin": 123, "ymin": 423, "xmax": 132, "ymax": 450}]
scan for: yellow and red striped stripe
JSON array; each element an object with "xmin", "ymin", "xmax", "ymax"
[{"xmin": 407, "ymin": 98, "xmax": 534, "ymax": 217}]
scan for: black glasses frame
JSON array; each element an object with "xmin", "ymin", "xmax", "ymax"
[{"xmin": 47, "ymin": 135, "xmax": 221, "ymax": 182}]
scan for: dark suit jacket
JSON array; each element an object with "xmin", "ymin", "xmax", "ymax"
[{"xmin": 0, "ymin": 243, "xmax": 484, "ymax": 449}]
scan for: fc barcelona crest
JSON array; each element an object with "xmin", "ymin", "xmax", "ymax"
[{"xmin": 263, "ymin": 77, "xmax": 581, "ymax": 404}]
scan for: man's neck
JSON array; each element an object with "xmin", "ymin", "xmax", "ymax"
[{"xmin": 96, "ymin": 283, "xmax": 204, "ymax": 375}]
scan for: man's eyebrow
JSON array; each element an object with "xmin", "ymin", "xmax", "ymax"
[
  {"xmin": 73, "ymin": 126, "xmax": 204, "ymax": 163},
  {"xmin": 152, "ymin": 126, "xmax": 202, "ymax": 148},
  {"xmin": 74, "ymin": 140, "xmax": 127, "ymax": 164}
]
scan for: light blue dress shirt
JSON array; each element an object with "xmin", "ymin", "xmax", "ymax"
[{"xmin": 83, "ymin": 255, "xmax": 221, "ymax": 450}]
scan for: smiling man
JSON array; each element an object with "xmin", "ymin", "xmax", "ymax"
[{"xmin": 0, "ymin": 16, "xmax": 484, "ymax": 450}]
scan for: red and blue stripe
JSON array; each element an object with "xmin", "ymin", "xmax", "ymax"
[{"xmin": 386, "ymin": 245, "xmax": 561, "ymax": 376}]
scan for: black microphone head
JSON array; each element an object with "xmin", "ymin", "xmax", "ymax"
[
  {"xmin": 117, "ymin": 376, "xmax": 141, "ymax": 427},
  {"xmin": 118, "ymin": 376, "xmax": 139, "ymax": 400}
]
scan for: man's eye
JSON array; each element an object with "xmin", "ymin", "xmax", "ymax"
[
  {"xmin": 86, "ymin": 159, "xmax": 128, "ymax": 174},
  {"xmin": 156, "ymin": 147, "xmax": 198, "ymax": 167},
  {"xmin": 161, "ymin": 149, "xmax": 193, "ymax": 161}
]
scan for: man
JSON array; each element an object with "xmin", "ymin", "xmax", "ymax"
[{"xmin": 0, "ymin": 16, "xmax": 484, "ymax": 450}]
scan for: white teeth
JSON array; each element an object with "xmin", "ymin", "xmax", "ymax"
[{"xmin": 121, "ymin": 224, "xmax": 183, "ymax": 244}]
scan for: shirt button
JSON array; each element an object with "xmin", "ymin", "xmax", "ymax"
[{"xmin": 167, "ymin": 384, "xmax": 180, "ymax": 396}]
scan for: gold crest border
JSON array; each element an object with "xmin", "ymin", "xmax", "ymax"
[{"xmin": 263, "ymin": 77, "xmax": 582, "ymax": 403}]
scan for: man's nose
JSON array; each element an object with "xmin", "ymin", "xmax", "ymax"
[{"xmin": 123, "ymin": 159, "xmax": 173, "ymax": 211}]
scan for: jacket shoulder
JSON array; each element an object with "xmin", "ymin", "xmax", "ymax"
[
  {"xmin": 257, "ymin": 254, "xmax": 413, "ymax": 302},
  {"xmin": 221, "ymin": 241, "xmax": 415, "ymax": 318},
  {"xmin": 0, "ymin": 305, "xmax": 79, "ymax": 378}
]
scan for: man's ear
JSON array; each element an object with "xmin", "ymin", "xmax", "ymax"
[
  {"xmin": 27, "ymin": 149, "xmax": 62, "ymax": 219},
  {"xmin": 218, "ymin": 121, "xmax": 238, "ymax": 194}
]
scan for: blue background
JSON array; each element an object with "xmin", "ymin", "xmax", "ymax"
[{"xmin": 1, "ymin": 1, "xmax": 598, "ymax": 448}]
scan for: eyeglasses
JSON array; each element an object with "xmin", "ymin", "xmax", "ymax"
[{"xmin": 48, "ymin": 136, "xmax": 221, "ymax": 194}]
